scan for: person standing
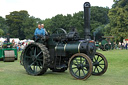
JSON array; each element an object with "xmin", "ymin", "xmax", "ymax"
[
  {"xmin": 12, "ymin": 39, "xmax": 15, "ymax": 47},
  {"xmin": 125, "ymin": 43, "xmax": 127, "ymax": 49},
  {"xmin": 41, "ymin": 24, "xmax": 48, "ymax": 35}
]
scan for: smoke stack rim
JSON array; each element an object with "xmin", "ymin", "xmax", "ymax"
[{"xmin": 84, "ymin": 2, "xmax": 91, "ymax": 8}]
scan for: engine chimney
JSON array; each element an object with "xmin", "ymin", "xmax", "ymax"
[{"xmin": 84, "ymin": 2, "xmax": 91, "ymax": 40}]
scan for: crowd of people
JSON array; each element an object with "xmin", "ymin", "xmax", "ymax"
[
  {"xmin": 116, "ymin": 42, "xmax": 128, "ymax": 49},
  {"xmin": 11, "ymin": 39, "xmax": 31, "ymax": 51}
]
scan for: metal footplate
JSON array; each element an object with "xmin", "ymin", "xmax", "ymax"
[{"xmin": 4, "ymin": 50, "xmax": 15, "ymax": 62}]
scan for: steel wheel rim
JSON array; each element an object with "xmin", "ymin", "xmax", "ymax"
[
  {"xmin": 23, "ymin": 44, "xmax": 44, "ymax": 75},
  {"xmin": 69, "ymin": 53, "xmax": 92, "ymax": 80}
]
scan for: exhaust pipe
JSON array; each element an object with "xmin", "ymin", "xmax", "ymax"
[{"xmin": 84, "ymin": 2, "xmax": 91, "ymax": 40}]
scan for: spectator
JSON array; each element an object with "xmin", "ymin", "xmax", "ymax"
[
  {"xmin": 4, "ymin": 39, "xmax": 7, "ymax": 43},
  {"xmin": 12, "ymin": 39, "xmax": 15, "ymax": 47},
  {"xmin": 125, "ymin": 43, "xmax": 127, "ymax": 49}
]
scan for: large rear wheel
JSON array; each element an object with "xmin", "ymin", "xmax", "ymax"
[
  {"xmin": 69, "ymin": 53, "xmax": 93, "ymax": 80},
  {"xmin": 23, "ymin": 43, "xmax": 50, "ymax": 75}
]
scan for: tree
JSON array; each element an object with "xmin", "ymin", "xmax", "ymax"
[
  {"xmin": 70, "ymin": 11, "xmax": 84, "ymax": 37},
  {"xmin": 91, "ymin": 6, "xmax": 109, "ymax": 32},
  {"xmin": 22, "ymin": 16, "xmax": 38, "ymax": 39},
  {"xmin": 41, "ymin": 6, "xmax": 109, "ymax": 38},
  {"xmin": 42, "ymin": 18, "xmax": 52, "ymax": 33},
  {"xmin": 0, "ymin": 29, "xmax": 4, "ymax": 36},
  {"xmin": 0, "ymin": 16, "xmax": 8, "ymax": 35},
  {"xmin": 6, "ymin": 10, "xmax": 29, "ymax": 39},
  {"xmin": 108, "ymin": 0, "xmax": 128, "ymax": 41}
]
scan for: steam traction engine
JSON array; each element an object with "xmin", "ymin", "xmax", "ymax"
[{"xmin": 20, "ymin": 2, "xmax": 108, "ymax": 80}]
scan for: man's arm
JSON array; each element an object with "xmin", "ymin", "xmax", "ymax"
[
  {"xmin": 44, "ymin": 28, "xmax": 48, "ymax": 35},
  {"xmin": 34, "ymin": 29, "xmax": 37, "ymax": 35}
]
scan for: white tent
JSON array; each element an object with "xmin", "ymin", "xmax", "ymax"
[{"xmin": 0, "ymin": 37, "xmax": 6, "ymax": 42}]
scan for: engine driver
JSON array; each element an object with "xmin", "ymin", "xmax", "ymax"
[{"xmin": 34, "ymin": 24, "xmax": 45, "ymax": 39}]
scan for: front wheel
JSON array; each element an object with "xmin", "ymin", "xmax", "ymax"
[{"xmin": 68, "ymin": 53, "xmax": 93, "ymax": 80}]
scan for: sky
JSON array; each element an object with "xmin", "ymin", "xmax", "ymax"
[{"xmin": 0, "ymin": 0, "xmax": 114, "ymax": 20}]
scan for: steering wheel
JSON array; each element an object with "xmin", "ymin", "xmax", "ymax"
[
  {"xmin": 52, "ymin": 28, "xmax": 67, "ymax": 37},
  {"xmin": 52, "ymin": 28, "xmax": 67, "ymax": 35}
]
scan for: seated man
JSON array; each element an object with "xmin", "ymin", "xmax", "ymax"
[{"xmin": 34, "ymin": 24, "xmax": 45, "ymax": 40}]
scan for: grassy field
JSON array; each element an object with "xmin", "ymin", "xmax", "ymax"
[{"xmin": 0, "ymin": 50, "xmax": 128, "ymax": 85}]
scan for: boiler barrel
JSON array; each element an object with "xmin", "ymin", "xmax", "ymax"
[{"xmin": 55, "ymin": 42, "xmax": 88, "ymax": 54}]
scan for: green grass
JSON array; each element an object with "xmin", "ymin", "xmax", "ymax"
[{"xmin": 0, "ymin": 50, "xmax": 128, "ymax": 85}]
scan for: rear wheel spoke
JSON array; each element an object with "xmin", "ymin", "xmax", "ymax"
[
  {"xmin": 30, "ymin": 51, "xmax": 33, "ymax": 56},
  {"xmin": 34, "ymin": 47, "xmax": 37, "ymax": 56},
  {"xmin": 37, "ymin": 61, "xmax": 42, "ymax": 69},
  {"xmin": 29, "ymin": 61, "xmax": 35, "ymax": 67},
  {"xmin": 39, "ymin": 62, "xmax": 43, "ymax": 66},
  {"xmin": 33, "ymin": 65, "xmax": 35, "ymax": 71},
  {"xmin": 37, "ymin": 59, "xmax": 43, "ymax": 61},
  {"xmin": 36, "ymin": 51, "xmax": 42, "ymax": 58},
  {"xmin": 36, "ymin": 66, "xmax": 37, "ymax": 72}
]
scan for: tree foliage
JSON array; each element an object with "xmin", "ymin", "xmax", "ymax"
[
  {"xmin": 0, "ymin": 6, "xmax": 110, "ymax": 40},
  {"xmin": 0, "ymin": 29, "xmax": 4, "ymax": 36},
  {"xmin": 108, "ymin": 0, "xmax": 128, "ymax": 41},
  {"xmin": 43, "ymin": 6, "xmax": 109, "ymax": 38},
  {"xmin": 6, "ymin": 10, "xmax": 30, "ymax": 39},
  {"xmin": 0, "ymin": 16, "xmax": 8, "ymax": 34}
]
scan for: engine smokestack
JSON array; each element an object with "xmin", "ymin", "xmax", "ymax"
[{"xmin": 84, "ymin": 2, "xmax": 91, "ymax": 40}]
